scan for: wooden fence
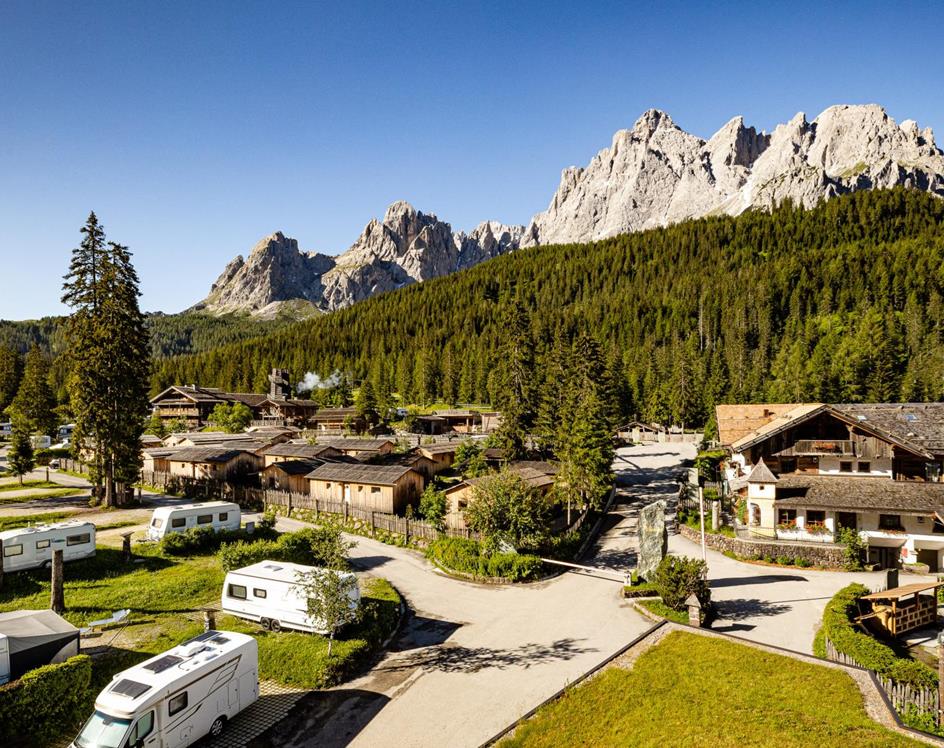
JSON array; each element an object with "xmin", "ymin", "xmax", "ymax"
[{"xmin": 824, "ymin": 638, "xmax": 941, "ymax": 726}]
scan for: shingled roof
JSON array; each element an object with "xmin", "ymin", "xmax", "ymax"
[
  {"xmin": 166, "ymin": 447, "xmax": 248, "ymax": 464},
  {"xmin": 833, "ymin": 403, "xmax": 944, "ymax": 454},
  {"xmin": 746, "ymin": 458, "xmax": 778, "ymax": 484},
  {"xmin": 774, "ymin": 475, "xmax": 944, "ymax": 514},
  {"xmin": 323, "ymin": 438, "xmax": 395, "ymax": 452},
  {"xmin": 263, "ymin": 442, "xmax": 340, "ymax": 459},
  {"xmin": 716, "ymin": 404, "xmax": 815, "ymax": 447},
  {"xmin": 306, "ymin": 463, "xmax": 417, "ymax": 485},
  {"xmin": 264, "ymin": 459, "xmax": 323, "ymax": 475}
]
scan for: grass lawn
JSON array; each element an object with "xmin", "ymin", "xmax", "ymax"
[
  {"xmin": 0, "ymin": 480, "xmax": 64, "ymax": 492},
  {"xmin": 0, "ymin": 510, "xmax": 82, "ymax": 530},
  {"xmin": 636, "ymin": 598, "xmax": 689, "ymax": 623},
  {"xmin": 0, "ymin": 487, "xmax": 83, "ymax": 503},
  {"xmin": 502, "ymin": 631, "xmax": 922, "ymax": 748}
]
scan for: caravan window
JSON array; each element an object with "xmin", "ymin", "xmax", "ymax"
[
  {"xmin": 197, "ymin": 514, "xmax": 212, "ymax": 525},
  {"xmin": 3, "ymin": 544, "xmax": 23, "ymax": 557},
  {"xmin": 253, "ymin": 588, "xmax": 267, "ymax": 599},
  {"xmin": 151, "ymin": 518, "xmax": 163, "ymax": 529},
  {"xmin": 171, "ymin": 517, "xmax": 186, "ymax": 529},
  {"xmin": 219, "ymin": 512, "xmax": 229, "ymax": 522},
  {"xmin": 130, "ymin": 711, "xmax": 155, "ymax": 742},
  {"xmin": 67, "ymin": 533, "xmax": 91, "ymax": 546},
  {"xmin": 36, "ymin": 539, "xmax": 50, "ymax": 550},
  {"xmin": 168, "ymin": 691, "xmax": 188, "ymax": 716},
  {"xmin": 228, "ymin": 584, "xmax": 247, "ymax": 600}
]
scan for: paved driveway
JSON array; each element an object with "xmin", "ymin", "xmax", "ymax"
[{"xmin": 255, "ymin": 444, "xmax": 696, "ymax": 748}]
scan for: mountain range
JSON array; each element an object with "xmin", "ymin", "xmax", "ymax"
[{"xmin": 194, "ymin": 104, "xmax": 944, "ymax": 317}]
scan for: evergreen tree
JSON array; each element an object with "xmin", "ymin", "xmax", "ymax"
[
  {"xmin": 7, "ymin": 415, "xmax": 34, "ymax": 484},
  {"xmin": 61, "ymin": 216, "xmax": 150, "ymax": 507},
  {"xmin": 0, "ymin": 344, "xmax": 21, "ymax": 416},
  {"xmin": 355, "ymin": 379, "xmax": 380, "ymax": 427},
  {"xmin": 10, "ymin": 345, "xmax": 58, "ymax": 438},
  {"xmin": 492, "ymin": 300, "xmax": 536, "ymax": 460},
  {"xmin": 557, "ymin": 379, "xmax": 614, "ymax": 516}
]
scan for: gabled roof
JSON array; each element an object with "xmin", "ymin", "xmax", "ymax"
[
  {"xmin": 306, "ymin": 463, "xmax": 417, "ymax": 485},
  {"xmin": 311, "ymin": 408, "xmax": 360, "ymax": 420},
  {"xmin": 418, "ymin": 443, "xmax": 462, "ymax": 456},
  {"xmin": 323, "ymin": 438, "xmax": 394, "ymax": 452},
  {"xmin": 773, "ymin": 474, "xmax": 944, "ymax": 514},
  {"xmin": 264, "ymin": 459, "xmax": 323, "ymax": 475},
  {"xmin": 263, "ymin": 442, "xmax": 340, "ymax": 459},
  {"xmin": 166, "ymin": 447, "xmax": 248, "ymax": 464},
  {"xmin": 729, "ymin": 404, "xmax": 828, "ymax": 452},
  {"xmin": 746, "ymin": 458, "xmax": 778, "ymax": 484},
  {"xmin": 716, "ymin": 404, "xmax": 818, "ymax": 447}
]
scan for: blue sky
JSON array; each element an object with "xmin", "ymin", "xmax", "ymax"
[{"xmin": 1, "ymin": 0, "xmax": 942, "ymax": 318}]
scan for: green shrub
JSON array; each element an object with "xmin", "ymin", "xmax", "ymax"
[
  {"xmin": 426, "ymin": 537, "xmax": 542, "ymax": 581},
  {"xmin": 795, "ymin": 557, "xmax": 812, "ymax": 568},
  {"xmin": 763, "ymin": 555, "xmax": 774, "ymax": 563},
  {"xmin": 652, "ymin": 556, "xmax": 710, "ymax": 611},
  {"xmin": 775, "ymin": 555, "xmax": 793, "ymax": 566},
  {"xmin": 161, "ymin": 524, "xmax": 278, "ymax": 556},
  {"xmin": 218, "ymin": 527, "xmax": 353, "ymax": 572},
  {"xmin": 818, "ymin": 584, "xmax": 936, "ymax": 688},
  {"xmin": 835, "ymin": 527, "xmax": 865, "ymax": 570},
  {"xmin": 0, "ymin": 654, "xmax": 92, "ymax": 744},
  {"xmin": 623, "ymin": 581, "xmax": 659, "ymax": 598}
]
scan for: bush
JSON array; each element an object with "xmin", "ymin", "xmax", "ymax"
[
  {"xmin": 161, "ymin": 524, "xmax": 278, "ymax": 556},
  {"xmin": 795, "ymin": 557, "xmax": 812, "ymax": 568},
  {"xmin": 426, "ymin": 537, "xmax": 542, "ymax": 581},
  {"xmin": 218, "ymin": 527, "xmax": 353, "ymax": 572},
  {"xmin": 652, "ymin": 555, "xmax": 710, "ymax": 611},
  {"xmin": 0, "ymin": 655, "xmax": 92, "ymax": 744},
  {"xmin": 775, "ymin": 555, "xmax": 793, "ymax": 566},
  {"xmin": 818, "ymin": 584, "xmax": 937, "ymax": 688},
  {"xmin": 836, "ymin": 527, "xmax": 865, "ymax": 571}
]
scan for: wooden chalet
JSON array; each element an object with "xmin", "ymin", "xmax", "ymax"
[
  {"xmin": 262, "ymin": 459, "xmax": 323, "ymax": 494},
  {"xmin": 261, "ymin": 442, "xmax": 343, "ymax": 468},
  {"xmin": 306, "ymin": 463, "xmax": 424, "ymax": 514}
]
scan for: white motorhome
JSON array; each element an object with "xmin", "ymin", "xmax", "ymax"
[
  {"xmin": 0, "ymin": 521, "xmax": 96, "ymax": 573},
  {"xmin": 146, "ymin": 502, "xmax": 241, "ymax": 542},
  {"xmin": 222, "ymin": 560, "xmax": 360, "ymax": 633},
  {"xmin": 70, "ymin": 630, "xmax": 258, "ymax": 748}
]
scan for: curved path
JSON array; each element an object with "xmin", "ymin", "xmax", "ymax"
[{"xmin": 256, "ymin": 443, "xmax": 694, "ymax": 748}]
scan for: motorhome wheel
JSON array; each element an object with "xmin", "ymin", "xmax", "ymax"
[
  {"xmin": 210, "ymin": 716, "xmax": 226, "ymax": 737},
  {"xmin": 270, "ymin": 620, "xmax": 282, "ymax": 632},
  {"xmin": 260, "ymin": 618, "xmax": 271, "ymax": 630}
]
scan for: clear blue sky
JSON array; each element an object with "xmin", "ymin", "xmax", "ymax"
[{"xmin": 1, "ymin": 0, "xmax": 942, "ymax": 319}]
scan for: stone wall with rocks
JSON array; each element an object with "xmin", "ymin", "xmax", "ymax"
[{"xmin": 678, "ymin": 524, "xmax": 846, "ymax": 568}]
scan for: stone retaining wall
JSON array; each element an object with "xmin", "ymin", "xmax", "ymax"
[{"xmin": 679, "ymin": 524, "xmax": 845, "ymax": 568}]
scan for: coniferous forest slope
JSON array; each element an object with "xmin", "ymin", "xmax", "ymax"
[{"xmin": 153, "ymin": 189, "xmax": 944, "ymax": 428}]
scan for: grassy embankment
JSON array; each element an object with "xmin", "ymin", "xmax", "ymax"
[{"xmin": 502, "ymin": 631, "xmax": 922, "ymax": 748}]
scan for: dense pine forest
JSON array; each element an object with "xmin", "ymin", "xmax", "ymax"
[{"xmin": 147, "ymin": 189, "xmax": 944, "ymax": 432}]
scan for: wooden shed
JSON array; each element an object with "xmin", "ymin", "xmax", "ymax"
[
  {"xmin": 859, "ymin": 581, "xmax": 944, "ymax": 636},
  {"xmin": 306, "ymin": 463, "xmax": 424, "ymax": 515}
]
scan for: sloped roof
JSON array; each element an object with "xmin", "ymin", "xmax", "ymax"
[
  {"xmin": 773, "ymin": 475, "xmax": 944, "ymax": 513},
  {"xmin": 306, "ymin": 463, "xmax": 416, "ymax": 485},
  {"xmin": 264, "ymin": 459, "xmax": 323, "ymax": 475},
  {"xmin": 418, "ymin": 443, "xmax": 461, "ymax": 456},
  {"xmin": 746, "ymin": 458, "xmax": 778, "ymax": 484},
  {"xmin": 730, "ymin": 404, "xmax": 827, "ymax": 452},
  {"xmin": 263, "ymin": 443, "xmax": 340, "ymax": 459},
  {"xmin": 311, "ymin": 408, "xmax": 360, "ymax": 420},
  {"xmin": 833, "ymin": 403, "xmax": 944, "ymax": 454},
  {"xmin": 716, "ymin": 404, "xmax": 818, "ymax": 447},
  {"xmin": 324, "ymin": 438, "xmax": 394, "ymax": 452},
  {"xmin": 166, "ymin": 447, "xmax": 247, "ymax": 464}
]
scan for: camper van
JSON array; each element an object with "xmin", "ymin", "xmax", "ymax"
[
  {"xmin": 71, "ymin": 630, "xmax": 258, "ymax": 748},
  {"xmin": 146, "ymin": 502, "xmax": 241, "ymax": 542},
  {"xmin": 222, "ymin": 560, "xmax": 360, "ymax": 633},
  {"xmin": 0, "ymin": 521, "xmax": 96, "ymax": 573}
]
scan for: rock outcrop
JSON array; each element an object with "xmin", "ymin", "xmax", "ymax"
[{"xmin": 197, "ymin": 104, "xmax": 944, "ymax": 316}]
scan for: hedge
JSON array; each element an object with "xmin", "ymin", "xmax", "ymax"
[
  {"xmin": 426, "ymin": 537, "xmax": 542, "ymax": 581},
  {"xmin": 0, "ymin": 654, "xmax": 92, "ymax": 744},
  {"xmin": 817, "ymin": 583, "xmax": 937, "ymax": 688},
  {"xmin": 218, "ymin": 527, "xmax": 350, "ymax": 572},
  {"xmin": 161, "ymin": 524, "xmax": 278, "ymax": 556}
]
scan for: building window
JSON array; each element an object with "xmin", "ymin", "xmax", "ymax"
[
  {"xmin": 228, "ymin": 584, "xmax": 247, "ymax": 600},
  {"xmin": 168, "ymin": 692, "xmax": 188, "ymax": 716},
  {"xmin": 927, "ymin": 463, "xmax": 942, "ymax": 482},
  {"xmin": 839, "ymin": 461, "xmax": 853, "ymax": 473},
  {"xmin": 325, "ymin": 483, "xmax": 332, "ymax": 489},
  {"xmin": 35, "ymin": 539, "xmax": 50, "ymax": 550},
  {"xmin": 879, "ymin": 514, "xmax": 903, "ymax": 531},
  {"xmin": 837, "ymin": 512, "xmax": 857, "ymax": 530},
  {"xmin": 934, "ymin": 517, "xmax": 944, "ymax": 534},
  {"xmin": 253, "ymin": 588, "xmax": 267, "ymax": 599},
  {"xmin": 196, "ymin": 514, "xmax": 212, "ymax": 525},
  {"xmin": 371, "ymin": 487, "xmax": 381, "ymax": 494},
  {"xmin": 779, "ymin": 458, "xmax": 797, "ymax": 474},
  {"xmin": 171, "ymin": 517, "xmax": 186, "ymax": 529},
  {"xmin": 806, "ymin": 510, "xmax": 826, "ymax": 527},
  {"xmin": 857, "ymin": 461, "xmax": 871, "ymax": 474},
  {"xmin": 3, "ymin": 544, "xmax": 23, "ymax": 557},
  {"xmin": 777, "ymin": 509, "xmax": 797, "ymax": 527},
  {"xmin": 67, "ymin": 533, "xmax": 91, "ymax": 546}
]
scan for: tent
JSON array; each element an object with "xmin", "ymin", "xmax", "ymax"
[{"xmin": 0, "ymin": 609, "xmax": 79, "ymax": 684}]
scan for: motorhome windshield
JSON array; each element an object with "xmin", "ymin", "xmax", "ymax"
[{"xmin": 73, "ymin": 710, "xmax": 131, "ymax": 748}]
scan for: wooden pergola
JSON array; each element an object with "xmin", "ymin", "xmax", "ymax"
[{"xmin": 859, "ymin": 581, "xmax": 944, "ymax": 637}]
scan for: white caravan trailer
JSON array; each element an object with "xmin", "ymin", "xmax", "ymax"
[
  {"xmin": 146, "ymin": 502, "xmax": 241, "ymax": 542},
  {"xmin": 0, "ymin": 521, "xmax": 96, "ymax": 573},
  {"xmin": 222, "ymin": 560, "xmax": 360, "ymax": 633},
  {"xmin": 70, "ymin": 630, "xmax": 258, "ymax": 748}
]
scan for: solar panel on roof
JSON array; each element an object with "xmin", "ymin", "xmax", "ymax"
[
  {"xmin": 143, "ymin": 654, "xmax": 183, "ymax": 673},
  {"xmin": 186, "ymin": 630, "xmax": 219, "ymax": 644},
  {"xmin": 111, "ymin": 678, "xmax": 151, "ymax": 699},
  {"xmin": 211, "ymin": 635, "xmax": 230, "ymax": 644}
]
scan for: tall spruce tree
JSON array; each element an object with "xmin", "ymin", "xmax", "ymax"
[
  {"xmin": 7, "ymin": 415, "xmax": 35, "ymax": 484},
  {"xmin": 61, "ymin": 216, "xmax": 150, "ymax": 507},
  {"xmin": 492, "ymin": 300, "xmax": 536, "ymax": 460},
  {"xmin": 0, "ymin": 344, "xmax": 21, "ymax": 416},
  {"xmin": 11, "ymin": 345, "xmax": 58, "ymax": 438}
]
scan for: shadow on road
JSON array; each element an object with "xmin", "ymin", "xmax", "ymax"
[
  {"xmin": 382, "ymin": 637, "xmax": 597, "ymax": 674},
  {"xmin": 350, "ymin": 555, "xmax": 391, "ymax": 571},
  {"xmin": 393, "ymin": 615, "xmax": 463, "ymax": 652},
  {"xmin": 246, "ymin": 688, "xmax": 390, "ymax": 748},
  {"xmin": 712, "ymin": 598, "xmax": 793, "ymax": 621},
  {"xmin": 710, "ymin": 574, "xmax": 808, "ymax": 589}
]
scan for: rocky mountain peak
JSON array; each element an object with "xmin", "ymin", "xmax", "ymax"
[{"xmin": 196, "ymin": 103, "xmax": 944, "ymax": 318}]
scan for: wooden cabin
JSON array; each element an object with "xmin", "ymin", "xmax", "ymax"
[
  {"xmin": 306, "ymin": 463, "xmax": 424, "ymax": 515},
  {"xmin": 262, "ymin": 459, "xmax": 323, "ymax": 494}
]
